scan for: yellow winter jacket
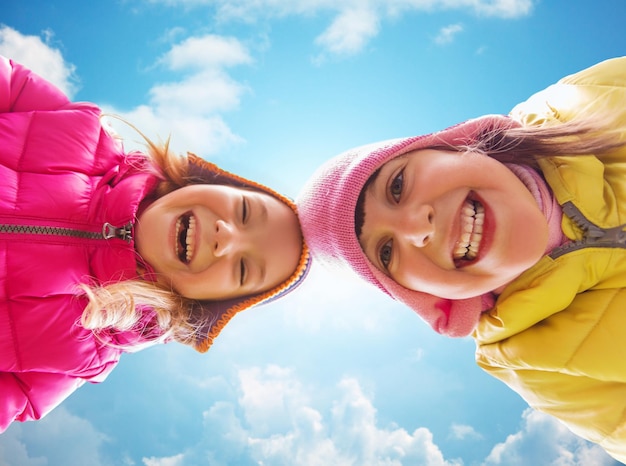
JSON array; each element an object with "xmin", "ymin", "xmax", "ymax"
[{"xmin": 474, "ymin": 56, "xmax": 626, "ymax": 463}]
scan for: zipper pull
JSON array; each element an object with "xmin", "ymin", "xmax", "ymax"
[
  {"xmin": 102, "ymin": 222, "xmax": 133, "ymax": 242},
  {"xmin": 590, "ymin": 224, "xmax": 626, "ymax": 246}
]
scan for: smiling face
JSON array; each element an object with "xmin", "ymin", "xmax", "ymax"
[
  {"xmin": 358, "ymin": 149, "xmax": 549, "ymax": 300},
  {"xmin": 135, "ymin": 184, "xmax": 303, "ymax": 301}
]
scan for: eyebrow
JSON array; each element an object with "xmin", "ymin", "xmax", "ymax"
[
  {"xmin": 360, "ymin": 190, "xmax": 380, "ymax": 268},
  {"xmin": 259, "ymin": 197, "xmax": 268, "ymax": 222},
  {"xmin": 254, "ymin": 196, "xmax": 268, "ymax": 288},
  {"xmin": 361, "ymin": 167, "xmax": 395, "ymax": 272},
  {"xmin": 355, "ymin": 167, "xmax": 381, "ymax": 239},
  {"xmin": 245, "ymin": 247, "xmax": 268, "ymax": 294},
  {"xmin": 258, "ymin": 261, "xmax": 267, "ymax": 288}
]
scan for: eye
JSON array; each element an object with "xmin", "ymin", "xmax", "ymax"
[
  {"xmin": 379, "ymin": 239, "xmax": 393, "ymax": 270},
  {"xmin": 241, "ymin": 196, "xmax": 249, "ymax": 224},
  {"xmin": 239, "ymin": 258, "xmax": 247, "ymax": 286},
  {"xmin": 389, "ymin": 169, "xmax": 404, "ymax": 203}
]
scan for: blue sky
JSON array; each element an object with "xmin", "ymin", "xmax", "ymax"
[{"xmin": 1, "ymin": 1, "xmax": 625, "ymax": 465}]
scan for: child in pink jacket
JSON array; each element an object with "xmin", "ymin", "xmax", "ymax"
[{"xmin": 0, "ymin": 56, "xmax": 310, "ymax": 431}]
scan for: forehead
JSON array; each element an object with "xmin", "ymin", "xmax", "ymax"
[{"xmin": 261, "ymin": 197, "xmax": 303, "ymax": 285}]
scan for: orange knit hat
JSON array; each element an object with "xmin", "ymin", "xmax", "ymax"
[{"xmin": 186, "ymin": 154, "xmax": 311, "ymax": 352}]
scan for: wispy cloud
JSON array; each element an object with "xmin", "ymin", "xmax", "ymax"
[
  {"xmin": 238, "ymin": 365, "xmax": 310, "ymax": 436},
  {"xmin": 0, "ymin": 25, "xmax": 79, "ymax": 98},
  {"xmin": 173, "ymin": 365, "xmax": 464, "ymax": 465},
  {"xmin": 2, "ymin": 369, "xmax": 619, "ymax": 465},
  {"xmin": 139, "ymin": 367, "xmax": 620, "ymax": 466},
  {"xmin": 143, "ymin": 0, "xmax": 535, "ymax": 58},
  {"xmin": 162, "ymin": 365, "xmax": 616, "ymax": 466},
  {"xmin": 449, "ymin": 423, "xmax": 483, "ymax": 440},
  {"xmin": 472, "ymin": 0, "xmax": 534, "ymax": 18},
  {"xmin": 0, "ymin": 407, "xmax": 110, "ymax": 466},
  {"xmin": 435, "ymin": 23, "xmax": 464, "ymax": 45},
  {"xmin": 483, "ymin": 408, "xmax": 619, "ymax": 466},
  {"xmin": 148, "ymin": 0, "xmax": 534, "ymax": 20},
  {"xmin": 143, "ymin": 454, "xmax": 185, "ymax": 466},
  {"xmin": 108, "ymin": 34, "xmax": 252, "ymax": 156},
  {"xmin": 313, "ymin": 7, "xmax": 380, "ymax": 63},
  {"xmin": 0, "ymin": 28, "xmax": 252, "ymax": 158},
  {"xmin": 158, "ymin": 34, "xmax": 252, "ymax": 70}
]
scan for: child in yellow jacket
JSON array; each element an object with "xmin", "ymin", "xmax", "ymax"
[{"xmin": 298, "ymin": 57, "xmax": 626, "ymax": 462}]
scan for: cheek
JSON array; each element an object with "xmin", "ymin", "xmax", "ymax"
[
  {"xmin": 137, "ymin": 210, "xmax": 167, "ymax": 253},
  {"xmin": 174, "ymin": 263, "xmax": 233, "ymax": 300},
  {"xmin": 138, "ymin": 204, "xmax": 165, "ymax": 233},
  {"xmin": 396, "ymin": 252, "xmax": 434, "ymax": 290},
  {"xmin": 504, "ymin": 206, "xmax": 548, "ymax": 267},
  {"xmin": 171, "ymin": 273, "xmax": 207, "ymax": 300}
]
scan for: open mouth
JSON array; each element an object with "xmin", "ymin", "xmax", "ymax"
[
  {"xmin": 453, "ymin": 198, "xmax": 484, "ymax": 266},
  {"xmin": 175, "ymin": 212, "xmax": 196, "ymax": 263}
]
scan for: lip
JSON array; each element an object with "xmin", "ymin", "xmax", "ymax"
[
  {"xmin": 451, "ymin": 192, "xmax": 494, "ymax": 268},
  {"xmin": 174, "ymin": 213, "xmax": 186, "ymax": 263}
]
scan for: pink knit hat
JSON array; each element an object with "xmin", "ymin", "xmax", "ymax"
[{"xmin": 297, "ymin": 115, "xmax": 516, "ymax": 337}]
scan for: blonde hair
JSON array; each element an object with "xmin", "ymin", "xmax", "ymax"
[{"xmin": 80, "ymin": 128, "xmax": 203, "ymax": 348}]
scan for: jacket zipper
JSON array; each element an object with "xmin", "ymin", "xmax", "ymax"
[
  {"xmin": 549, "ymin": 201, "xmax": 626, "ymax": 259},
  {"xmin": 0, "ymin": 221, "xmax": 133, "ymax": 242}
]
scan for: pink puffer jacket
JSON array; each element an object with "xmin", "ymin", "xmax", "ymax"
[{"xmin": 0, "ymin": 56, "xmax": 160, "ymax": 431}]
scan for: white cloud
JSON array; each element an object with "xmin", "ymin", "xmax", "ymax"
[
  {"xmin": 12, "ymin": 368, "xmax": 614, "ymax": 466},
  {"xmin": 314, "ymin": 8, "xmax": 380, "ymax": 60},
  {"xmin": 103, "ymin": 33, "xmax": 252, "ymax": 157},
  {"xmin": 449, "ymin": 423, "xmax": 483, "ymax": 441},
  {"xmin": 102, "ymin": 105, "xmax": 243, "ymax": 160},
  {"xmin": 238, "ymin": 365, "xmax": 310, "ymax": 436},
  {"xmin": 147, "ymin": 0, "xmax": 534, "ymax": 20},
  {"xmin": 383, "ymin": 0, "xmax": 534, "ymax": 18},
  {"xmin": 0, "ymin": 407, "xmax": 109, "ymax": 466},
  {"xmin": 435, "ymin": 24, "xmax": 464, "ymax": 45},
  {"xmin": 327, "ymin": 377, "xmax": 463, "ymax": 466},
  {"xmin": 136, "ymin": 366, "xmax": 621, "ymax": 466},
  {"xmin": 209, "ymin": 0, "xmax": 341, "ymax": 22},
  {"xmin": 158, "ymin": 34, "xmax": 252, "ymax": 70},
  {"xmin": 483, "ymin": 408, "xmax": 619, "ymax": 466},
  {"xmin": 142, "ymin": 454, "xmax": 185, "ymax": 466},
  {"xmin": 157, "ymin": 26, "xmax": 187, "ymax": 45},
  {"xmin": 0, "ymin": 27, "xmax": 248, "ymax": 158},
  {"xmin": 157, "ymin": 365, "xmax": 463, "ymax": 466},
  {"xmin": 0, "ymin": 25, "xmax": 78, "ymax": 98},
  {"xmin": 149, "ymin": 70, "xmax": 247, "ymax": 115},
  {"xmin": 143, "ymin": 0, "xmax": 534, "ymax": 59},
  {"xmin": 471, "ymin": 0, "xmax": 533, "ymax": 18}
]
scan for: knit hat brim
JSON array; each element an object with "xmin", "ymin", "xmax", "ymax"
[{"xmin": 187, "ymin": 154, "xmax": 311, "ymax": 352}]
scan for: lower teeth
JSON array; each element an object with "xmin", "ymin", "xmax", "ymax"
[{"xmin": 455, "ymin": 201, "xmax": 484, "ymax": 261}]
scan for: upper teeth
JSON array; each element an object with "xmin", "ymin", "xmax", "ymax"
[
  {"xmin": 453, "ymin": 200, "xmax": 484, "ymax": 260},
  {"xmin": 185, "ymin": 216, "xmax": 196, "ymax": 261}
]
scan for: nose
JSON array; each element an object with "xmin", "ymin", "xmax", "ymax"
[
  {"xmin": 213, "ymin": 219, "xmax": 241, "ymax": 257},
  {"xmin": 397, "ymin": 204, "xmax": 434, "ymax": 248}
]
